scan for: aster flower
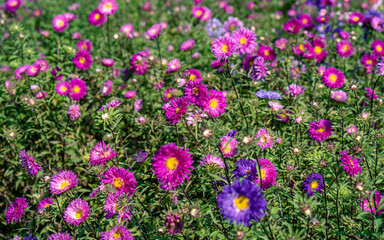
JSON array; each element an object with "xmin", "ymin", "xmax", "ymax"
[
  {"xmin": 336, "ymin": 40, "xmax": 353, "ymax": 58},
  {"xmin": 133, "ymin": 150, "xmax": 148, "ymax": 165},
  {"xmin": 100, "ymin": 225, "xmax": 134, "ymax": 240},
  {"xmin": 90, "ymin": 140, "xmax": 116, "ymax": 166},
  {"xmin": 104, "ymin": 192, "xmax": 132, "ymax": 222},
  {"xmin": 184, "ymin": 79, "xmax": 208, "ymax": 107},
  {"xmin": 102, "ymin": 167, "xmax": 137, "ymax": 196},
  {"xmin": 35, "ymin": 91, "xmax": 47, "ymax": 99},
  {"xmin": 233, "ymin": 159, "xmax": 258, "ymax": 181},
  {"xmin": 162, "ymin": 96, "xmax": 189, "ymax": 125},
  {"xmin": 102, "ymin": 80, "xmax": 113, "ymax": 96},
  {"xmin": 217, "ymin": 179, "xmax": 267, "ymax": 226},
  {"xmin": 211, "ymin": 36, "xmax": 236, "ymax": 60},
  {"xmin": 255, "ymin": 128, "xmax": 273, "ymax": 149},
  {"xmin": 37, "ymin": 197, "xmax": 54, "ymax": 210},
  {"xmin": 299, "ymin": 14, "xmax": 312, "ymax": 28},
  {"xmin": 200, "ymin": 155, "xmax": 225, "ymax": 169},
  {"xmin": 5, "ymin": 0, "xmax": 21, "ymax": 12},
  {"xmin": 124, "ymin": 90, "xmax": 137, "ymax": 99},
  {"xmin": 98, "ymin": 99, "xmax": 121, "ymax": 112},
  {"xmin": 47, "ymin": 233, "xmax": 72, "ymax": 240},
  {"xmin": 68, "ymin": 78, "xmax": 87, "ymax": 101},
  {"xmin": 134, "ymin": 99, "xmax": 142, "ymax": 111},
  {"xmin": 361, "ymin": 54, "xmax": 377, "ymax": 73},
  {"xmin": 302, "ymin": 173, "xmax": 324, "ymax": 196},
  {"xmin": 255, "ymin": 90, "xmax": 282, "ymax": 99},
  {"xmin": 152, "ymin": 143, "xmax": 194, "ymax": 191},
  {"xmin": 220, "ymin": 135, "xmax": 239, "ymax": 158},
  {"xmin": 372, "ymin": 40, "xmax": 384, "ymax": 57},
  {"xmin": 223, "ymin": 16, "xmax": 244, "ymax": 32},
  {"xmin": 322, "ymin": 67, "xmax": 345, "ymax": 89},
  {"xmin": 52, "ymin": 15, "xmax": 68, "ymax": 33},
  {"xmin": 192, "ymin": 6, "xmax": 205, "ymax": 19},
  {"xmin": 147, "ymin": 24, "xmax": 162, "ymax": 40},
  {"xmin": 251, "ymin": 56, "xmax": 268, "ymax": 81},
  {"xmin": 76, "ymin": 39, "xmax": 93, "ymax": 52},
  {"xmin": 23, "ymin": 235, "xmax": 37, "ymax": 240},
  {"xmin": 180, "ymin": 39, "xmax": 195, "ymax": 51},
  {"xmin": 166, "ymin": 213, "xmax": 184, "ymax": 236},
  {"xmin": 346, "ymin": 125, "xmax": 358, "ymax": 134},
  {"xmin": 285, "ymin": 84, "xmax": 305, "ymax": 99},
  {"xmin": 120, "ymin": 24, "xmax": 134, "ymax": 37},
  {"xmin": 89, "ymin": 9, "xmax": 106, "ymax": 27},
  {"xmin": 34, "ymin": 59, "xmax": 49, "ymax": 72},
  {"xmin": 309, "ymin": 119, "xmax": 333, "ymax": 142},
  {"xmin": 166, "ymin": 59, "xmax": 180, "ymax": 73},
  {"xmin": 275, "ymin": 38, "xmax": 288, "ymax": 50},
  {"xmin": 49, "ymin": 170, "xmax": 78, "ymax": 194},
  {"xmin": 68, "ymin": 104, "xmax": 81, "ymax": 121},
  {"xmin": 19, "ymin": 150, "xmax": 42, "ymax": 177},
  {"xmin": 268, "ymin": 102, "xmax": 283, "ymax": 112},
  {"xmin": 349, "ymin": 12, "xmax": 364, "ymax": 24},
  {"xmin": 232, "ymin": 28, "xmax": 257, "ymax": 55},
  {"xmin": 26, "ymin": 64, "xmax": 40, "ymax": 77},
  {"xmin": 163, "ymin": 88, "xmax": 176, "ymax": 102},
  {"xmin": 129, "ymin": 51, "xmax": 150, "ymax": 75},
  {"xmin": 283, "ymin": 19, "xmax": 301, "ymax": 34},
  {"xmin": 377, "ymin": 57, "xmax": 384, "ymax": 76},
  {"xmin": 64, "ymin": 199, "xmax": 90, "ymax": 225},
  {"xmin": 339, "ymin": 151, "xmax": 362, "ymax": 177},
  {"xmin": 257, "ymin": 44, "xmax": 276, "ymax": 61},
  {"xmin": 5, "ymin": 197, "xmax": 28, "ymax": 224},
  {"xmin": 311, "ymin": 39, "xmax": 327, "ymax": 62},
  {"xmin": 55, "ymin": 81, "xmax": 70, "ymax": 96},
  {"xmin": 186, "ymin": 110, "xmax": 208, "ymax": 127},
  {"xmin": 73, "ymin": 51, "xmax": 93, "ymax": 70},
  {"xmin": 98, "ymin": 0, "xmax": 118, "ymax": 15},
  {"xmin": 366, "ymin": 88, "xmax": 378, "ymax": 100},
  {"xmin": 204, "ymin": 90, "xmax": 226, "ymax": 118},
  {"xmin": 360, "ymin": 191, "xmax": 383, "ymax": 215},
  {"xmin": 254, "ymin": 158, "xmax": 277, "ymax": 190},
  {"xmin": 183, "ymin": 69, "xmax": 202, "ymax": 82},
  {"xmin": 331, "ymin": 90, "xmax": 348, "ymax": 102},
  {"xmin": 205, "ymin": 18, "xmax": 226, "ymax": 38}
]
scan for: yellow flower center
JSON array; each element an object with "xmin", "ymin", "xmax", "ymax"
[
  {"xmin": 166, "ymin": 157, "xmax": 178, "ymax": 170},
  {"xmin": 329, "ymin": 74, "xmax": 337, "ymax": 82},
  {"xmin": 234, "ymin": 195, "xmax": 249, "ymax": 210},
  {"xmin": 239, "ymin": 37, "xmax": 247, "ymax": 45},
  {"xmin": 60, "ymin": 180, "xmax": 70, "ymax": 189},
  {"xmin": 196, "ymin": 10, "xmax": 202, "ymax": 16},
  {"xmin": 44, "ymin": 204, "xmax": 51, "ymax": 208},
  {"xmin": 317, "ymin": 128, "xmax": 325, "ymax": 133},
  {"xmin": 299, "ymin": 44, "xmax": 304, "ymax": 51},
  {"xmin": 189, "ymin": 74, "xmax": 196, "ymax": 81},
  {"xmin": 264, "ymin": 50, "xmax": 270, "ymax": 56},
  {"xmin": 314, "ymin": 46, "xmax": 322, "ymax": 54},
  {"xmin": 75, "ymin": 209, "xmax": 83, "ymax": 219},
  {"xmin": 224, "ymin": 145, "xmax": 231, "ymax": 153},
  {"xmin": 376, "ymin": 46, "xmax": 383, "ymax": 52},
  {"xmin": 175, "ymin": 107, "xmax": 180, "ymax": 113},
  {"xmin": 10, "ymin": 1, "xmax": 18, "ymax": 6},
  {"xmin": 113, "ymin": 230, "xmax": 122, "ymax": 239},
  {"xmin": 310, "ymin": 181, "xmax": 318, "ymax": 189},
  {"xmin": 352, "ymin": 16, "xmax": 359, "ymax": 22},
  {"xmin": 79, "ymin": 57, "xmax": 85, "ymax": 64},
  {"xmin": 58, "ymin": 20, "xmax": 64, "ymax": 27},
  {"xmin": 342, "ymin": 45, "xmax": 349, "ymax": 51},
  {"xmin": 221, "ymin": 44, "xmax": 229, "ymax": 53},
  {"xmin": 367, "ymin": 60, "xmax": 373, "ymax": 65},
  {"xmin": 105, "ymin": 3, "xmax": 112, "ymax": 9},
  {"xmin": 192, "ymin": 87, "xmax": 199, "ymax": 95},
  {"xmin": 73, "ymin": 86, "xmax": 80, "ymax": 93},
  {"xmin": 166, "ymin": 93, "xmax": 172, "ymax": 98},
  {"xmin": 113, "ymin": 177, "xmax": 124, "ymax": 188},
  {"xmin": 302, "ymin": 18, "xmax": 308, "ymax": 24},
  {"xmin": 95, "ymin": 14, "xmax": 100, "ymax": 20},
  {"xmin": 249, "ymin": 61, "xmax": 253, "ymax": 66},
  {"xmin": 260, "ymin": 168, "xmax": 266, "ymax": 180},
  {"xmin": 209, "ymin": 99, "xmax": 218, "ymax": 108},
  {"xmin": 60, "ymin": 86, "xmax": 67, "ymax": 92}
]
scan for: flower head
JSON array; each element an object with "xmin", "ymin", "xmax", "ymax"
[
  {"xmin": 372, "ymin": 40, "xmax": 384, "ymax": 57},
  {"xmin": 52, "ymin": 15, "xmax": 68, "ymax": 32},
  {"xmin": 101, "ymin": 167, "xmax": 137, "ymax": 196},
  {"xmin": 233, "ymin": 159, "xmax": 258, "ymax": 181},
  {"xmin": 203, "ymin": 90, "xmax": 226, "ymax": 118},
  {"xmin": 147, "ymin": 24, "xmax": 162, "ymax": 40},
  {"xmin": 232, "ymin": 28, "xmax": 257, "ymax": 55},
  {"xmin": 5, "ymin": 197, "xmax": 28, "ymax": 224},
  {"xmin": 211, "ymin": 36, "xmax": 236, "ymax": 60},
  {"xmin": 55, "ymin": 81, "xmax": 70, "ymax": 96},
  {"xmin": 339, "ymin": 151, "xmax": 362, "ymax": 177},
  {"xmin": 89, "ymin": 9, "xmax": 106, "ymax": 27},
  {"xmin": 360, "ymin": 191, "xmax": 383, "ymax": 215},
  {"xmin": 100, "ymin": 225, "xmax": 134, "ymax": 240},
  {"xmin": 255, "ymin": 128, "xmax": 273, "ymax": 149},
  {"xmin": 68, "ymin": 104, "xmax": 81, "ymax": 121},
  {"xmin": 64, "ymin": 199, "xmax": 90, "ymax": 225},
  {"xmin": 98, "ymin": 0, "xmax": 118, "ymax": 15},
  {"xmin": 38, "ymin": 197, "xmax": 54, "ymax": 210},
  {"xmin": 102, "ymin": 80, "xmax": 113, "ymax": 96},
  {"xmin": 19, "ymin": 150, "xmax": 42, "ymax": 177},
  {"xmin": 286, "ymin": 84, "xmax": 305, "ymax": 98},
  {"xmin": 254, "ymin": 158, "xmax": 277, "ymax": 190},
  {"xmin": 302, "ymin": 173, "xmax": 324, "ymax": 196},
  {"xmin": 68, "ymin": 78, "xmax": 87, "ymax": 101},
  {"xmin": 309, "ymin": 119, "xmax": 333, "ymax": 142},
  {"xmin": 251, "ymin": 56, "xmax": 268, "ymax": 81},
  {"xmin": 49, "ymin": 170, "xmax": 78, "ymax": 194},
  {"xmin": 180, "ymin": 39, "xmax": 196, "ymax": 51},
  {"xmin": 336, "ymin": 40, "xmax": 353, "ymax": 58},
  {"xmin": 322, "ymin": 67, "xmax": 345, "ymax": 89},
  {"xmin": 283, "ymin": 19, "xmax": 301, "ymax": 34},
  {"xmin": 167, "ymin": 59, "xmax": 180, "ymax": 73},
  {"xmin": 217, "ymin": 179, "xmax": 267, "ymax": 226},
  {"xmin": 257, "ymin": 44, "xmax": 276, "ymax": 61},
  {"xmin": 133, "ymin": 150, "xmax": 148, "ymax": 165},
  {"xmin": 255, "ymin": 90, "xmax": 282, "ymax": 99},
  {"xmin": 73, "ymin": 51, "xmax": 93, "ymax": 70},
  {"xmin": 200, "ymin": 155, "xmax": 225, "ymax": 169},
  {"xmin": 220, "ymin": 135, "xmax": 239, "ymax": 158},
  {"xmin": 162, "ymin": 97, "xmax": 189, "ymax": 125},
  {"xmin": 104, "ymin": 192, "xmax": 132, "ymax": 222},
  {"xmin": 5, "ymin": 0, "xmax": 21, "ymax": 12},
  {"xmin": 90, "ymin": 140, "xmax": 117, "ymax": 166},
  {"xmin": 184, "ymin": 79, "xmax": 208, "ymax": 107},
  {"xmin": 331, "ymin": 90, "xmax": 348, "ymax": 102}
]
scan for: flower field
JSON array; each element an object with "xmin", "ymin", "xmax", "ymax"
[{"xmin": 1, "ymin": 0, "xmax": 384, "ymax": 239}]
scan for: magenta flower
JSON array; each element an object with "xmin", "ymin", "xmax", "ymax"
[
  {"xmin": 120, "ymin": 24, "xmax": 134, "ymax": 37},
  {"xmin": 5, "ymin": 197, "xmax": 28, "ymax": 224},
  {"xmin": 55, "ymin": 81, "xmax": 70, "ymax": 96},
  {"xmin": 192, "ymin": 6, "xmax": 205, "ymax": 19},
  {"xmin": 331, "ymin": 90, "xmax": 348, "ymax": 102},
  {"xmin": 101, "ymin": 167, "xmax": 137, "ymax": 196},
  {"xmin": 232, "ymin": 28, "xmax": 257, "ymax": 55},
  {"xmin": 299, "ymin": 14, "xmax": 312, "ymax": 28},
  {"xmin": 365, "ymin": 88, "xmax": 378, "ymax": 100},
  {"xmin": 372, "ymin": 40, "xmax": 384, "ymax": 57},
  {"xmin": 360, "ymin": 191, "xmax": 383, "ymax": 215},
  {"xmin": 163, "ymin": 88, "xmax": 176, "ymax": 102},
  {"xmin": 147, "ymin": 24, "xmax": 162, "ymax": 40},
  {"xmin": 52, "ymin": 15, "xmax": 68, "ymax": 33},
  {"xmin": 134, "ymin": 98, "xmax": 142, "ymax": 111},
  {"xmin": 152, "ymin": 143, "xmax": 194, "ymax": 190},
  {"xmin": 285, "ymin": 84, "xmax": 305, "ymax": 99},
  {"xmin": 255, "ymin": 128, "xmax": 274, "ymax": 149},
  {"xmin": 257, "ymin": 44, "xmax": 276, "ymax": 61},
  {"xmin": 64, "ymin": 199, "xmax": 90, "ymax": 225},
  {"xmin": 183, "ymin": 69, "xmax": 202, "ymax": 82},
  {"xmin": 167, "ymin": 58, "xmax": 181, "ymax": 73},
  {"xmin": 68, "ymin": 78, "xmax": 87, "ymax": 101},
  {"xmin": 124, "ymin": 90, "xmax": 137, "ymax": 99},
  {"xmin": 89, "ymin": 9, "xmax": 106, "ymax": 27},
  {"xmin": 49, "ymin": 170, "xmax": 78, "ymax": 194},
  {"xmin": 349, "ymin": 12, "xmax": 364, "ymax": 24},
  {"xmin": 90, "ymin": 141, "xmax": 116, "ymax": 166},
  {"xmin": 308, "ymin": 119, "xmax": 333, "ymax": 142},
  {"xmin": 204, "ymin": 90, "xmax": 226, "ymax": 118},
  {"xmin": 346, "ymin": 125, "xmax": 358, "ymax": 134},
  {"xmin": 104, "ymin": 192, "xmax": 132, "ymax": 222},
  {"xmin": 38, "ymin": 197, "xmax": 54, "ymax": 210},
  {"xmin": 184, "ymin": 79, "xmax": 208, "ymax": 107},
  {"xmin": 102, "ymin": 58, "xmax": 115, "ymax": 67},
  {"xmin": 129, "ymin": 51, "xmax": 149, "ymax": 75},
  {"xmin": 361, "ymin": 54, "xmax": 377, "ymax": 73},
  {"xmin": 311, "ymin": 39, "xmax": 327, "ymax": 62},
  {"xmin": 68, "ymin": 104, "xmax": 81, "ymax": 121},
  {"xmin": 48, "ymin": 233, "xmax": 72, "ymax": 240},
  {"xmin": 76, "ymin": 39, "xmax": 93, "ymax": 52},
  {"xmin": 322, "ymin": 67, "xmax": 345, "ymax": 89},
  {"xmin": 100, "ymin": 225, "xmax": 134, "ymax": 240},
  {"xmin": 34, "ymin": 59, "xmax": 49, "ymax": 72},
  {"xmin": 98, "ymin": 0, "xmax": 118, "ymax": 15},
  {"xmin": 26, "ymin": 64, "xmax": 40, "ymax": 77},
  {"xmin": 102, "ymin": 80, "xmax": 113, "ymax": 96},
  {"xmin": 180, "ymin": 39, "xmax": 196, "ymax": 51},
  {"xmin": 200, "ymin": 155, "xmax": 225, "ymax": 169},
  {"xmin": 254, "ymin": 158, "xmax": 277, "ymax": 190},
  {"xmin": 19, "ymin": 150, "xmax": 42, "ymax": 177},
  {"xmin": 336, "ymin": 40, "xmax": 353, "ymax": 58},
  {"xmin": 5, "ymin": 0, "xmax": 21, "ymax": 12},
  {"xmin": 73, "ymin": 51, "xmax": 93, "ymax": 70},
  {"xmin": 283, "ymin": 19, "xmax": 301, "ymax": 34},
  {"xmin": 162, "ymin": 96, "xmax": 189, "ymax": 125},
  {"xmin": 220, "ymin": 135, "xmax": 239, "ymax": 158},
  {"xmin": 275, "ymin": 38, "xmax": 288, "ymax": 50},
  {"xmin": 211, "ymin": 36, "xmax": 236, "ymax": 60},
  {"xmin": 339, "ymin": 151, "xmax": 362, "ymax": 177}
]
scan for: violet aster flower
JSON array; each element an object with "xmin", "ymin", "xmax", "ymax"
[
  {"xmin": 162, "ymin": 96, "xmax": 189, "ymax": 125},
  {"xmin": 76, "ymin": 39, "xmax": 93, "ymax": 52},
  {"xmin": 5, "ymin": 197, "xmax": 28, "ymax": 224},
  {"xmin": 211, "ymin": 36, "xmax": 236, "ymax": 60},
  {"xmin": 166, "ymin": 213, "xmax": 184, "ymax": 236},
  {"xmin": 285, "ymin": 84, "xmax": 305, "ymax": 99},
  {"xmin": 49, "ymin": 170, "xmax": 78, "ymax": 194},
  {"xmin": 283, "ymin": 18, "xmax": 302, "ymax": 34},
  {"xmin": 98, "ymin": 99, "xmax": 121, "ymax": 112},
  {"xmin": 251, "ymin": 56, "xmax": 268, "ymax": 81},
  {"xmin": 167, "ymin": 58, "xmax": 181, "ymax": 73},
  {"xmin": 180, "ymin": 39, "xmax": 196, "ymax": 51},
  {"xmin": 223, "ymin": 16, "xmax": 244, "ymax": 32},
  {"xmin": 100, "ymin": 225, "xmax": 134, "ymax": 240},
  {"xmin": 184, "ymin": 79, "xmax": 208, "ymax": 107},
  {"xmin": 19, "ymin": 150, "xmax": 42, "ymax": 177},
  {"xmin": 233, "ymin": 159, "xmax": 258, "ymax": 181},
  {"xmin": 37, "ymin": 197, "xmax": 54, "ymax": 210},
  {"xmin": 90, "ymin": 140, "xmax": 116, "ymax": 166},
  {"xmin": 104, "ymin": 192, "xmax": 132, "ymax": 222},
  {"xmin": 255, "ymin": 128, "xmax": 273, "ymax": 149},
  {"xmin": 89, "ymin": 9, "xmax": 106, "ymax": 27},
  {"xmin": 64, "ymin": 199, "xmax": 90, "ymax": 225},
  {"xmin": 183, "ymin": 69, "xmax": 202, "ymax": 82},
  {"xmin": 147, "ymin": 24, "xmax": 162, "ymax": 40},
  {"xmin": 322, "ymin": 67, "xmax": 345, "ymax": 89},
  {"xmin": 101, "ymin": 167, "xmax": 137, "ymax": 196},
  {"xmin": 232, "ymin": 28, "xmax": 257, "ymax": 55},
  {"xmin": 26, "ymin": 64, "xmax": 40, "ymax": 77},
  {"xmin": 346, "ymin": 125, "xmax": 358, "ymax": 134},
  {"xmin": 200, "ymin": 155, "xmax": 225, "ymax": 169},
  {"xmin": 34, "ymin": 59, "xmax": 49, "ymax": 72},
  {"xmin": 68, "ymin": 104, "xmax": 81, "ymax": 121},
  {"xmin": 217, "ymin": 179, "xmax": 267, "ymax": 226},
  {"xmin": 372, "ymin": 40, "xmax": 384, "ymax": 57},
  {"xmin": 47, "ymin": 233, "xmax": 72, "ymax": 240},
  {"xmin": 52, "ymin": 15, "xmax": 68, "ymax": 33},
  {"xmin": 308, "ymin": 119, "xmax": 333, "ymax": 142},
  {"xmin": 268, "ymin": 101, "xmax": 283, "ymax": 112},
  {"xmin": 220, "ymin": 135, "xmax": 239, "ymax": 158},
  {"xmin": 360, "ymin": 191, "xmax": 384, "ymax": 215},
  {"xmin": 129, "ymin": 51, "xmax": 150, "ymax": 75},
  {"xmin": 302, "ymin": 173, "xmax": 324, "ymax": 196},
  {"xmin": 257, "ymin": 44, "xmax": 276, "ymax": 61},
  {"xmin": 163, "ymin": 88, "xmax": 176, "ymax": 102},
  {"xmin": 336, "ymin": 40, "xmax": 353, "ymax": 58},
  {"xmin": 23, "ymin": 234, "xmax": 37, "ymax": 240},
  {"xmin": 152, "ymin": 143, "xmax": 194, "ymax": 190},
  {"xmin": 339, "ymin": 151, "xmax": 362, "ymax": 177},
  {"xmin": 205, "ymin": 18, "xmax": 226, "ymax": 38},
  {"xmin": 361, "ymin": 54, "xmax": 377, "ymax": 73},
  {"xmin": 68, "ymin": 78, "xmax": 87, "ymax": 101},
  {"xmin": 376, "ymin": 57, "xmax": 384, "ymax": 76},
  {"xmin": 254, "ymin": 158, "xmax": 277, "ymax": 190},
  {"xmin": 98, "ymin": 0, "xmax": 118, "ymax": 15},
  {"xmin": 255, "ymin": 90, "xmax": 282, "ymax": 99},
  {"xmin": 331, "ymin": 90, "xmax": 348, "ymax": 102},
  {"xmin": 5, "ymin": 0, "xmax": 21, "ymax": 12},
  {"xmin": 275, "ymin": 38, "xmax": 288, "ymax": 50},
  {"xmin": 134, "ymin": 98, "xmax": 142, "ymax": 111},
  {"xmin": 133, "ymin": 150, "xmax": 148, "ymax": 165},
  {"xmin": 102, "ymin": 80, "xmax": 113, "ymax": 96},
  {"xmin": 73, "ymin": 51, "xmax": 93, "ymax": 70}
]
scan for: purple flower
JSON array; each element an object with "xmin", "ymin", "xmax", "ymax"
[
  {"xmin": 302, "ymin": 173, "xmax": 324, "ymax": 196},
  {"xmin": 133, "ymin": 150, "xmax": 148, "ymax": 165},
  {"xmin": 285, "ymin": 84, "xmax": 305, "ymax": 98},
  {"xmin": 68, "ymin": 104, "xmax": 81, "ymax": 121},
  {"xmin": 339, "ymin": 151, "xmax": 362, "ymax": 177},
  {"xmin": 232, "ymin": 28, "xmax": 257, "ymax": 55},
  {"xmin": 73, "ymin": 51, "xmax": 93, "ymax": 70},
  {"xmin": 211, "ymin": 36, "xmax": 236, "ymax": 60},
  {"xmin": 251, "ymin": 56, "xmax": 268, "ymax": 81},
  {"xmin": 331, "ymin": 90, "xmax": 348, "ymax": 102},
  {"xmin": 308, "ymin": 119, "xmax": 333, "ymax": 142},
  {"xmin": 5, "ymin": 197, "xmax": 28, "ymax": 224},
  {"xmin": 233, "ymin": 159, "xmax": 258, "ymax": 181},
  {"xmin": 19, "ymin": 150, "xmax": 42, "ymax": 177},
  {"xmin": 180, "ymin": 39, "xmax": 196, "ymax": 51},
  {"xmin": 147, "ymin": 24, "xmax": 162, "ymax": 40},
  {"xmin": 255, "ymin": 90, "xmax": 282, "ymax": 99}
]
